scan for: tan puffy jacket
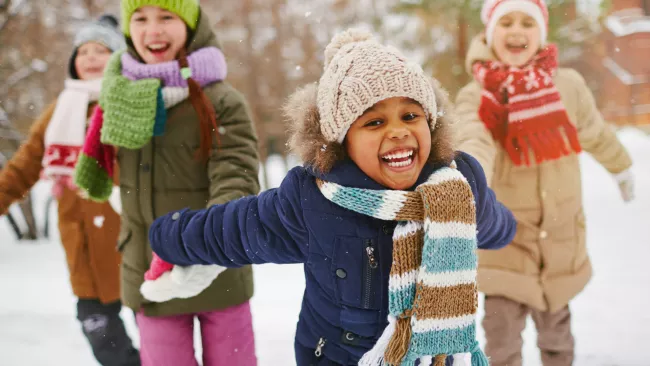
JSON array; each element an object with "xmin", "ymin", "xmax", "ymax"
[{"xmin": 455, "ymin": 36, "xmax": 632, "ymax": 312}]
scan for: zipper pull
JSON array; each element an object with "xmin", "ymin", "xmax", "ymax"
[
  {"xmin": 366, "ymin": 242, "xmax": 378, "ymax": 269},
  {"xmin": 314, "ymin": 337, "xmax": 326, "ymax": 357}
]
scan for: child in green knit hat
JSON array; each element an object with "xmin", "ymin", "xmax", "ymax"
[{"xmin": 74, "ymin": 1, "xmax": 260, "ymax": 365}]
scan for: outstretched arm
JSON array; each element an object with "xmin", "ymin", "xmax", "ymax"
[
  {"xmin": 456, "ymin": 152, "xmax": 516, "ymax": 250},
  {"xmin": 150, "ymin": 168, "xmax": 310, "ymax": 267}
]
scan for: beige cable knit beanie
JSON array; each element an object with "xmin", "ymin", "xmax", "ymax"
[{"xmin": 317, "ymin": 29, "xmax": 437, "ymax": 144}]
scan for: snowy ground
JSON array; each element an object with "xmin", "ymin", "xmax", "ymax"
[{"xmin": 0, "ymin": 129, "xmax": 648, "ymax": 366}]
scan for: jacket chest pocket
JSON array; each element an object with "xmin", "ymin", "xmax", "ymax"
[{"xmin": 332, "ymin": 236, "xmax": 380, "ymax": 310}]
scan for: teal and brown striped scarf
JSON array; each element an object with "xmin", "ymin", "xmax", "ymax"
[{"xmin": 317, "ymin": 164, "xmax": 488, "ymax": 366}]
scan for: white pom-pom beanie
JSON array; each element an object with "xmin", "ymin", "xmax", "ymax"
[
  {"xmin": 316, "ymin": 28, "xmax": 437, "ymax": 144},
  {"xmin": 482, "ymin": 0, "xmax": 549, "ymax": 46}
]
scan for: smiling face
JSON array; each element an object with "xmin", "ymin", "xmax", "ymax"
[
  {"xmin": 492, "ymin": 11, "xmax": 541, "ymax": 67},
  {"xmin": 344, "ymin": 97, "xmax": 431, "ymax": 190},
  {"xmin": 74, "ymin": 42, "xmax": 112, "ymax": 80},
  {"xmin": 129, "ymin": 6, "xmax": 188, "ymax": 64}
]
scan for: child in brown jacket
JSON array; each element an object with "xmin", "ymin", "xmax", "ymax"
[
  {"xmin": 0, "ymin": 15, "xmax": 139, "ymax": 366},
  {"xmin": 455, "ymin": 1, "xmax": 635, "ymax": 365}
]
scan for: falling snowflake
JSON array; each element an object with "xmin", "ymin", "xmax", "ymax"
[
  {"xmin": 305, "ymin": 11, "xmax": 312, "ymax": 17},
  {"xmin": 93, "ymin": 216, "xmax": 105, "ymax": 228},
  {"xmin": 320, "ymin": 144, "xmax": 327, "ymax": 152},
  {"xmin": 218, "ymin": 127, "xmax": 226, "ymax": 135}
]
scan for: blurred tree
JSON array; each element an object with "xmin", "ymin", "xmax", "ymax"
[{"xmin": 0, "ymin": 0, "xmax": 618, "ymax": 195}]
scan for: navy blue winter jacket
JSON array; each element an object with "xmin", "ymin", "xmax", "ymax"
[{"xmin": 149, "ymin": 152, "xmax": 516, "ymax": 365}]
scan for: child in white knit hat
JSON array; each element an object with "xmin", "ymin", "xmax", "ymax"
[
  {"xmin": 147, "ymin": 28, "xmax": 516, "ymax": 365},
  {"xmin": 455, "ymin": 1, "xmax": 635, "ymax": 365},
  {"xmin": 0, "ymin": 14, "xmax": 139, "ymax": 366}
]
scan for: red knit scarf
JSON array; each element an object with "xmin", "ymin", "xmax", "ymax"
[{"xmin": 472, "ymin": 44, "xmax": 581, "ymax": 166}]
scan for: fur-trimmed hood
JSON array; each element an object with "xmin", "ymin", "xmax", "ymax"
[{"xmin": 284, "ymin": 78, "xmax": 457, "ymax": 174}]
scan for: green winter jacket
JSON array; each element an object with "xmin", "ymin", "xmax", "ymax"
[{"xmin": 117, "ymin": 10, "xmax": 260, "ymax": 317}]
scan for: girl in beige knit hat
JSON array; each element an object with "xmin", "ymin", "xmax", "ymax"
[{"xmin": 146, "ymin": 28, "xmax": 517, "ymax": 365}]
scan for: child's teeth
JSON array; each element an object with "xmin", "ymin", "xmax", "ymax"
[
  {"xmin": 387, "ymin": 157, "xmax": 413, "ymax": 167},
  {"xmin": 383, "ymin": 150, "xmax": 414, "ymax": 161}
]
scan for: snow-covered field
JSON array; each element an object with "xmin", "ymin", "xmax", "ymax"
[{"xmin": 1, "ymin": 129, "xmax": 648, "ymax": 365}]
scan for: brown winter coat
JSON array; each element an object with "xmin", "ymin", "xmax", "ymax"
[
  {"xmin": 455, "ymin": 36, "xmax": 633, "ymax": 313},
  {"xmin": 0, "ymin": 103, "xmax": 122, "ymax": 304},
  {"xmin": 117, "ymin": 11, "xmax": 260, "ymax": 317}
]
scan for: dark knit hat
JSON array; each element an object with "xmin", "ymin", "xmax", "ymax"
[{"xmin": 68, "ymin": 14, "xmax": 126, "ymax": 79}]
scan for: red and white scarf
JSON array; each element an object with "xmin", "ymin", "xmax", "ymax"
[
  {"xmin": 43, "ymin": 79, "xmax": 102, "ymax": 180},
  {"xmin": 472, "ymin": 44, "xmax": 581, "ymax": 166}
]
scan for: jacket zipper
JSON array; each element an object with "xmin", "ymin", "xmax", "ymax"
[
  {"xmin": 363, "ymin": 239, "xmax": 378, "ymax": 309},
  {"xmin": 314, "ymin": 337, "xmax": 326, "ymax": 357}
]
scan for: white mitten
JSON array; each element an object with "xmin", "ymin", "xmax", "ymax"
[
  {"xmin": 140, "ymin": 264, "xmax": 226, "ymax": 302},
  {"xmin": 170, "ymin": 263, "xmax": 227, "ymax": 286},
  {"xmin": 108, "ymin": 186, "xmax": 122, "ymax": 214},
  {"xmin": 615, "ymin": 169, "xmax": 635, "ymax": 202}
]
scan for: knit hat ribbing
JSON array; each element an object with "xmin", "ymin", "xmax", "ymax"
[
  {"xmin": 121, "ymin": 0, "xmax": 200, "ymax": 36},
  {"xmin": 69, "ymin": 14, "xmax": 125, "ymax": 79},
  {"xmin": 482, "ymin": 0, "xmax": 549, "ymax": 46},
  {"xmin": 73, "ymin": 15, "xmax": 125, "ymax": 51},
  {"xmin": 317, "ymin": 29, "xmax": 437, "ymax": 144}
]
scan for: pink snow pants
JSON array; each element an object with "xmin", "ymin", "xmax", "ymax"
[{"xmin": 136, "ymin": 301, "xmax": 257, "ymax": 366}]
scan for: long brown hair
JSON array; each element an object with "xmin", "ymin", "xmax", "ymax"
[{"xmin": 178, "ymin": 48, "xmax": 220, "ymax": 160}]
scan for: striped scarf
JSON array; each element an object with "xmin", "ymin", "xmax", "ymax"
[
  {"xmin": 473, "ymin": 44, "xmax": 581, "ymax": 166},
  {"xmin": 317, "ymin": 164, "xmax": 488, "ymax": 366}
]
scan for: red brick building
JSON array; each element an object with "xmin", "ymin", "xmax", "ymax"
[
  {"xmin": 600, "ymin": 1, "xmax": 650, "ymax": 126},
  {"xmin": 561, "ymin": 0, "xmax": 649, "ymax": 127}
]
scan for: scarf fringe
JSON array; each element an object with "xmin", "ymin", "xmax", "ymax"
[
  {"xmin": 497, "ymin": 114, "xmax": 582, "ymax": 166},
  {"xmin": 471, "ymin": 345, "xmax": 489, "ymax": 366},
  {"xmin": 359, "ymin": 316, "xmax": 397, "ymax": 366},
  {"xmin": 384, "ymin": 312, "xmax": 412, "ymax": 365},
  {"xmin": 434, "ymin": 354, "xmax": 447, "ymax": 366}
]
